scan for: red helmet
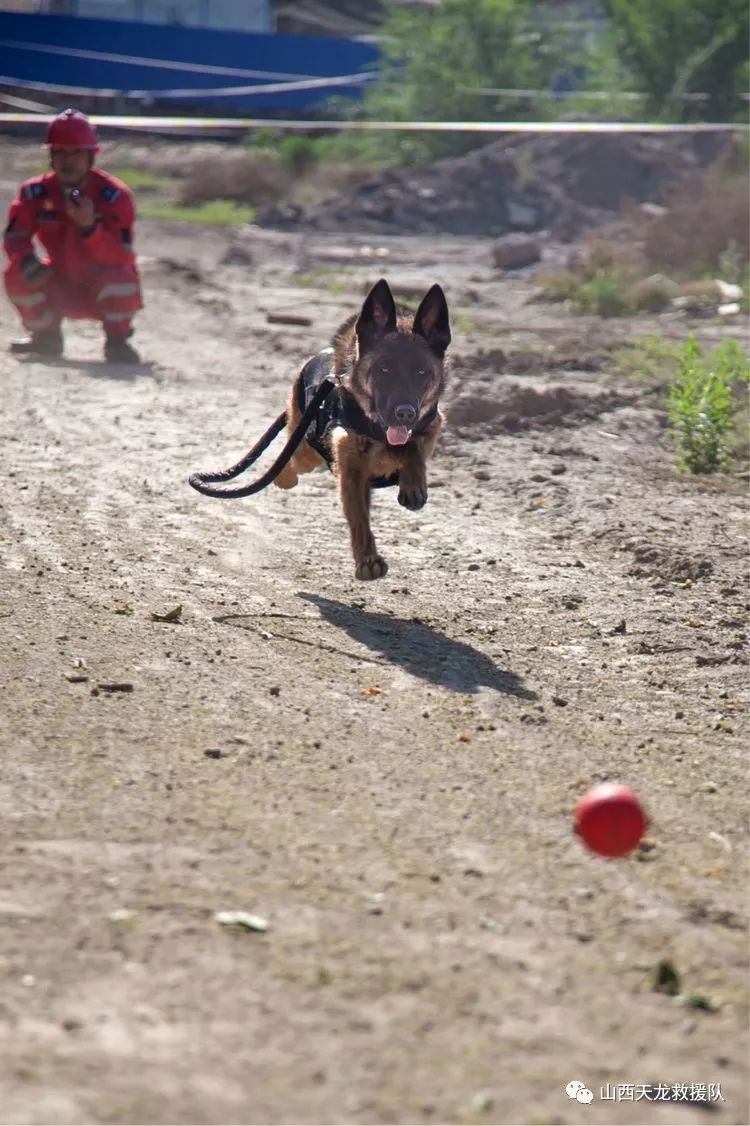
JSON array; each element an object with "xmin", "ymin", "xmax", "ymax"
[{"xmin": 46, "ymin": 108, "xmax": 100, "ymax": 151}]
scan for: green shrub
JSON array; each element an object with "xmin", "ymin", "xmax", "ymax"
[
  {"xmin": 571, "ymin": 272, "xmax": 632, "ymax": 317},
  {"xmin": 667, "ymin": 335, "xmax": 745, "ymax": 473},
  {"xmin": 278, "ymin": 134, "xmax": 321, "ymax": 174}
]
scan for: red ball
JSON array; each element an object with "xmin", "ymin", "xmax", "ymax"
[{"xmin": 574, "ymin": 784, "xmax": 647, "ymax": 857}]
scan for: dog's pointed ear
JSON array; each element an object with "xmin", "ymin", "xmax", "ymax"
[
  {"xmin": 356, "ymin": 279, "xmax": 397, "ymax": 355},
  {"xmin": 412, "ymin": 284, "xmax": 451, "ymax": 357}
]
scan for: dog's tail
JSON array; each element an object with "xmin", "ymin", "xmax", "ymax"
[{"xmin": 188, "ymin": 377, "xmax": 335, "ymax": 499}]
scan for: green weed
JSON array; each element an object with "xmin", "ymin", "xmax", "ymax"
[{"xmin": 667, "ymin": 335, "xmax": 747, "ymax": 474}]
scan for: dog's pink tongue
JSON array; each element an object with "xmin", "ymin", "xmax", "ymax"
[{"xmin": 386, "ymin": 425, "xmax": 412, "ymax": 446}]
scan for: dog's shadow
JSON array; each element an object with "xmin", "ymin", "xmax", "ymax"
[{"xmin": 296, "ymin": 592, "xmax": 537, "ymax": 699}]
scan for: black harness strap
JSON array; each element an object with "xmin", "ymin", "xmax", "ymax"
[{"xmin": 188, "ymin": 375, "xmax": 336, "ymax": 499}]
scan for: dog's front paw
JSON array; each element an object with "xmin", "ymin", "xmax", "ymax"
[
  {"xmin": 398, "ymin": 484, "xmax": 427, "ymax": 510},
  {"xmin": 355, "ymin": 555, "xmax": 389, "ymax": 581}
]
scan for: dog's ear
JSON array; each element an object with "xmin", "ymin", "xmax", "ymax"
[
  {"xmin": 356, "ymin": 279, "xmax": 397, "ymax": 355},
  {"xmin": 412, "ymin": 284, "xmax": 451, "ymax": 357}
]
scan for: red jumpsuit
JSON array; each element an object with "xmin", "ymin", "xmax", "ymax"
[{"xmin": 3, "ymin": 168, "xmax": 143, "ymax": 339}]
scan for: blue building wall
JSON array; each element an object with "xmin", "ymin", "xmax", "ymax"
[{"xmin": 0, "ymin": 11, "xmax": 380, "ymax": 109}]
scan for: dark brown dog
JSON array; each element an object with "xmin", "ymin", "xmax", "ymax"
[{"xmin": 275, "ymin": 278, "xmax": 451, "ymax": 580}]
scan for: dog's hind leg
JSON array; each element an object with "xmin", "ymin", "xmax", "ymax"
[
  {"xmin": 274, "ymin": 369, "xmax": 329, "ymax": 489},
  {"xmin": 273, "ymin": 383, "xmax": 302, "ymax": 489},
  {"xmin": 334, "ymin": 429, "xmax": 388, "ymax": 580},
  {"xmin": 274, "ymin": 463, "xmax": 298, "ymax": 489}
]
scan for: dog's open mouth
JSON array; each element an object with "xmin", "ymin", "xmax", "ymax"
[{"xmin": 386, "ymin": 425, "xmax": 412, "ymax": 446}]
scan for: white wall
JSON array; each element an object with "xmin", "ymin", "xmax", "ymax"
[{"xmin": 70, "ymin": 0, "xmax": 272, "ymax": 31}]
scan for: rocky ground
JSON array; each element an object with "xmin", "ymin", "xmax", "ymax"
[
  {"xmin": 259, "ymin": 133, "xmax": 734, "ymax": 239},
  {"xmin": 0, "ymin": 165, "xmax": 748, "ymax": 1126}
]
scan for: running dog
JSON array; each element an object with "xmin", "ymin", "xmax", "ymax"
[{"xmin": 274, "ymin": 278, "xmax": 451, "ymax": 580}]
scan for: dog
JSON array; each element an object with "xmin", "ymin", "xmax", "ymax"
[{"xmin": 274, "ymin": 278, "xmax": 451, "ymax": 580}]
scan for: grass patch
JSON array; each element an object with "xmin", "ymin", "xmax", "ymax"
[
  {"xmin": 139, "ymin": 200, "xmax": 254, "ymax": 226},
  {"xmin": 610, "ymin": 334, "xmax": 685, "ymax": 382},
  {"xmin": 294, "ymin": 269, "xmax": 356, "ymax": 297},
  {"xmin": 111, "ymin": 167, "xmax": 168, "ymax": 192},
  {"xmin": 451, "ymin": 308, "xmax": 476, "ymax": 335}
]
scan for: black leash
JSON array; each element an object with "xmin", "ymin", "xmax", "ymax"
[{"xmin": 188, "ymin": 377, "xmax": 336, "ymax": 499}]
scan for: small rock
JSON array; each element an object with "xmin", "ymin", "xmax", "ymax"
[
  {"xmin": 652, "ymin": 958, "xmax": 681, "ymax": 995},
  {"xmin": 220, "ymin": 243, "xmax": 253, "ymax": 266},
  {"xmin": 640, "ymin": 202, "xmax": 668, "ymax": 218},
  {"xmin": 629, "ymin": 273, "xmax": 680, "ymax": 311},
  {"xmin": 466, "ymin": 1090, "xmax": 495, "ymax": 1115},
  {"xmin": 214, "ymin": 910, "xmax": 269, "ymax": 932},
  {"xmin": 107, "ymin": 909, "xmax": 137, "ymax": 923},
  {"xmin": 714, "ymin": 279, "xmax": 743, "ymax": 301},
  {"xmin": 491, "ymin": 234, "xmax": 541, "ymax": 271},
  {"xmin": 507, "ymin": 200, "xmax": 539, "ymax": 231}
]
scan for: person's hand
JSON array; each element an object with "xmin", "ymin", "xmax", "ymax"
[
  {"xmin": 21, "ymin": 254, "xmax": 51, "ymax": 285},
  {"xmin": 65, "ymin": 191, "xmax": 96, "ymax": 230}
]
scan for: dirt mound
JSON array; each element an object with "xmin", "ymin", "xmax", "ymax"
[
  {"xmin": 261, "ymin": 132, "xmax": 731, "ymax": 240},
  {"xmin": 447, "ymin": 378, "xmax": 631, "ymax": 433},
  {"xmin": 621, "ymin": 536, "xmax": 716, "ymax": 582}
]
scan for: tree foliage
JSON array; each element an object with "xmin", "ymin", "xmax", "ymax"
[
  {"xmin": 330, "ymin": 0, "xmax": 748, "ymax": 166},
  {"xmin": 599, "ymin": 0, "xmax": 749, "ymax": 120},
  {"xmin": 352, "ymin": 0, "xmax": 565, "ymax": 163}
]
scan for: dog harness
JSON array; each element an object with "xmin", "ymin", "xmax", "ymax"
[{"xmin": 298, "ymin": 348, "xmax": 438, "ymax": 489}]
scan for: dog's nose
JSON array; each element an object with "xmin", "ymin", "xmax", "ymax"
[{"xmin": 394, "ymin": 404, "xmax": 417, "ymax": 424}]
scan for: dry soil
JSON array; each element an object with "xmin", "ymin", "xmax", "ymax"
[{"xmin": 0, "ymin": 175, "xmax": 748, "ymax": 1126}]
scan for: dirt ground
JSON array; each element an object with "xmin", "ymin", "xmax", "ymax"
[{"xmin": 0, "ymin": 158, "xmax": 748, "ymax": 1126}]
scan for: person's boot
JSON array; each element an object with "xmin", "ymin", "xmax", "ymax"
[
  {"xmin": 104, "ymin": 334, "xmax": 141, "ymax": 364},
  {"xmin": 10, "ymin": 327, "xmax": 63, "ymax": 357}
]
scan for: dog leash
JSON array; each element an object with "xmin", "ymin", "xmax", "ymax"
[{"xmin": 188, "ymin": 376, "xmax": 336, "ymax": 499}]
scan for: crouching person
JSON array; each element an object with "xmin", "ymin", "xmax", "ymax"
[{"xmin": 3, "ymin": 108, "xmax": 143, "ymax": 363}]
